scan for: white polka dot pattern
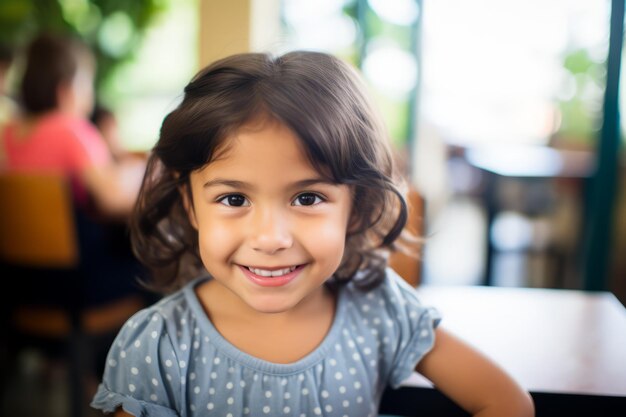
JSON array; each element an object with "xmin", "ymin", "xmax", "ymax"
[{"xmin": 91, "ymin": 268, "xmax": 440, "ymax": 416}]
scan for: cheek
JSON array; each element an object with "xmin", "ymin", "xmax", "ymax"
[
  {"xmin": 196, "ymin": 218, "xmax": 239, "ymax": 265},
  {"xmin": 300, "ymin": 217, "xmax": 349, "ymax": 266}
]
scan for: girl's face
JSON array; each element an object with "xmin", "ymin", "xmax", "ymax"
[{"xmin": 186, "ymin": 119, "xmax": 352, "ymax": 315}]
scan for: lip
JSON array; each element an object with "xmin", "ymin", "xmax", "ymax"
[{"xmin": 238, "ymin": 264, "xmax": 306, "ymax": 287}]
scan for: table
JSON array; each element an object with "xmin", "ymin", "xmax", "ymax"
[{"xmin": 378, "ymin": 284, "xmax": 626, "ymax": 416}]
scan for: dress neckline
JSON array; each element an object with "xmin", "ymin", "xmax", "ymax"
[{"xmin": 183, "ymin": 276, "xmax": 347, "ymax": 375}]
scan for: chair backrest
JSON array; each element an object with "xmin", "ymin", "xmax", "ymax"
[
  {"xmin": 388, "ymin": 186, "xmax": 424, "ymax": 287},
  {"xmin": 0, "ymin": 172, "xmax": 78, "ymax": 268}
]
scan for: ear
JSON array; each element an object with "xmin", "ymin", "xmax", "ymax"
[
  {"xmin": 56, "ymin": 81, "xmax": 73, "ymax": 113},
  {"xmin": 180, "ymin": 183, "xmax": 198, "ymax": 230}
]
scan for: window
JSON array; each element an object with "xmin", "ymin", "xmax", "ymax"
[
  {"xmin": 100, "ymin": 0, "xmax": 198, "ymax": 152},
  {"xmin": 280, "ymin": 0, "xmax": 421, "ymax": 152},
  {"xmin": 420, "ymin": 0, "xmax": 610, "ymax": 148}
]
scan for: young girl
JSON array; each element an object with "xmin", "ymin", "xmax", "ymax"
[{"xmin": 91, "ymin": 51, "xmax": 534, "ymax": 417}]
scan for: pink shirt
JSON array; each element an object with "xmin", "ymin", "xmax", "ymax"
[
  {"xmin": 3, "ymin": 111, "xmax": 111, "ymax": 173},
  {"xmin": 2, "ymin": 111, "xmax": 112, "ymax": 205}
]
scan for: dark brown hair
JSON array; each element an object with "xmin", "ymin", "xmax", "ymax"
[
  {"xmin": 19, "ymin": 32, "xmax": 93, "ymax": 115},
  {"xmin": 131, "ymin": 51, "xmax": 410, "ymax": 293}
]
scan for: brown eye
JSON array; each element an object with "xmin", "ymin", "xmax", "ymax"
[
  {"xmin": 218, "ymin": 194, "xmax": 249, "ymax": 207},
  {"xmin": 293, "ymin": 193, "xmax": 324, "ymax": 206}
]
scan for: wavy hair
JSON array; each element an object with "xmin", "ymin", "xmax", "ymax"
[{"xmin": 131, "ymin": 51, "xmax": 411, "ymax": 293}]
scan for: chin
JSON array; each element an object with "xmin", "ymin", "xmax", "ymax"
[{"xmin": 245, "ymin": 297, "xmax": 299, "ymax": 315}]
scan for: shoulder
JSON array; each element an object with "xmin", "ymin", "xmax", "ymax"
[
  {"xmin": 110, "ymin": 282, "xmax": 199, "ymax": 353},
  {"xmin": 33, "ymin": 112, "xmax": 100, "ymax": 146},
  {"xmin": 344, "ymin": 267, "xmax": 429, "ymax": 314},
  {"xmin": 106, "ymin": 291, "xmax": 186, "ymax": 359},
  {"xmin": 103, "ymin": 279, "xmax": 209, "ymax": 375},
  {"xmin": 350, "ymin": 269, "xmax": 442, "ymax": 388},
  {"xmin": 58, "ymin": 112, "xmax": 102, "ymax": 139},
  {"xmin": 41, "ymin": 113, "xmax": 111, "ymax": 167},
  {"xmin": 383, "ymin": 268, "xmax": 441, "ymax": 326},
  {"xmin": 109, "ymin": 277, "xmax": 211, "ymax": 353},
  {"xmin": 341, "ymin": 267, "xmax": 441, "ymax": 347},
  {"xmin": 97, "ymin": 282, "xmax": 203, "ymax": 412}
]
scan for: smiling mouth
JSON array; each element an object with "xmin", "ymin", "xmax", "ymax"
[{"xmin": 244, "ymin": 265, "xmax": 300, "ymax": 277}]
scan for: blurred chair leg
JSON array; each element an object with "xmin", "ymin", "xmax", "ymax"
[{"xmin": 68, "ymin": 330, "xmax": 86, "ymax": 417}]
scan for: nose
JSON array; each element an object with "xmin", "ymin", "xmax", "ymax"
[{"xmin": 249, "ymin": 206, "xmax": 293, "ymax": 254}]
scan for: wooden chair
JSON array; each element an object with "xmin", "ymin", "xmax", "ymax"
[
  {"xmin": 0, "ymin": 172, "xmax": 145, "ymax": 417},
  {"xmin": 388, "ymin": 186, "xmax": 425, "ymax": 287}
]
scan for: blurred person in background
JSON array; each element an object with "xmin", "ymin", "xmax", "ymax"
[
  {"xmin": 0, "ymin": 42, "xmax": 17, "ymax": 127},
  {"xmin": 89, "ymin": 101, "xmax": 152, "ymax": 297},
  {"xmin": 0, "ymin": 32, "xmax": 154, "ymax": 380},
  {"xmin": 91, "ymin": 102, "xmax": 146, "ymax": 165},
  {"xmin": 1, "ymin": 32, "xmax": 145, "ymax": 217}
]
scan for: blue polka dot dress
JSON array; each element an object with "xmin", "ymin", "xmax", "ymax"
[{"xmin": 91, "ymin": 268, "xmax": 440, "ymax": 416}]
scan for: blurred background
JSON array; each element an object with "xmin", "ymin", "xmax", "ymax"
[{"xmin": 0, "ymin": 0, "xmax": 624, "ymax": 416}]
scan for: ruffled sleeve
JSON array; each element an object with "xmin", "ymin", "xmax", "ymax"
[
  {"xmin": 90, "ymin": 307, "xmax": 183, "ymax": 416},
  {"xmin": 383, "ymin": 269, "xmax": 442, "ymax": 388}
]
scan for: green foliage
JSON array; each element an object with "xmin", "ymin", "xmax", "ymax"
[
  {"xmin": 0, "ymin": 0, "xmax": 168, "ymax": 93},
  {"xmin": 563, "ymin": 48, "xmax": 595, "ymax": 75},
  {"xmin": 556, "ymin": 48, "xmax": 606, "ymax": 144}
]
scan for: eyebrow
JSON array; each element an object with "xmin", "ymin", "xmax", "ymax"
[{"xmin": 202, "ymin": 178, "xmax": 336, "ymax": 190}]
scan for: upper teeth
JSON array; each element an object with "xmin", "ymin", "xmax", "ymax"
[{"xmin": 248, "ymin": 266, "xmax": 297, "ymax": 277}]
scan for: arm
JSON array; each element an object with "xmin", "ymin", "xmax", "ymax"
[
  {"xmin": 416, "ymin": 327, "xmax": 534, "ymax": 417},
  {"xmin": 81, "ymin": 158, "xmax": 145, "ymax": 217},
  {"xmin": 59, "ymin": 116, "xmax": 145, "ymax": 217},
  {"xmin": 114, "ymin": 410, "xmax": 135, "ymax": 417}
]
